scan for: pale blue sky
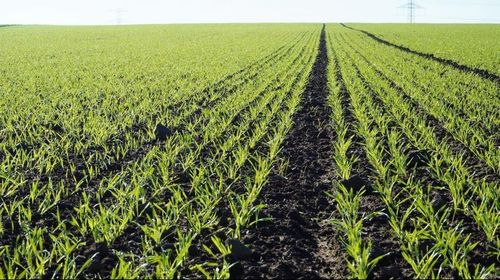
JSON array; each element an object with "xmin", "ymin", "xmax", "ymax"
[{"xmin": 2, "ymin": 0, "xmax": 499, "ymax": 25}]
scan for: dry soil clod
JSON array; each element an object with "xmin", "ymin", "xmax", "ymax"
[
  {"xmin": 340, "ymin": 175, "xmax": 367, "ymax": 192},
  {"xmin": 154, "ymin": 123, "xmax": 172, "ymax": 141}
]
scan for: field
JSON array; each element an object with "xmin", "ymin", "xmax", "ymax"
[
  {"xmin": 348, "ymin": 24, "xmax": 500, "ymax": 76},
  {"xmin": 0, "ymin": 23, "xmax": 499, "ymax": 279}
]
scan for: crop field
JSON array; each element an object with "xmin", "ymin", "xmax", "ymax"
[
  {"xmin": 348, "ymin": 24, "xmax": 500, "ymax": 76},
  {"xmin": 0, "ymin": 23, "xmax": 499, "ymax": 279}
]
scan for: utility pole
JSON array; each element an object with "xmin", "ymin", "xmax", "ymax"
[
  {"xmin": 409, "ymin": 0, "xmax": 414, "ymax": 23},
  {"xmin": 398, "ymin": 0, "xmax": 423, "ymax": 23}
]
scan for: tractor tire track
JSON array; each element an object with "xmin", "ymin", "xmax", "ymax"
[{"xmin": 240, "ymin": 25, "xmax": 344, "ymax": 279}]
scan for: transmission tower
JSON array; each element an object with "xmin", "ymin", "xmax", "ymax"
[
  {"xmin": 399, "ymin": 0, "xmax": 424, "ymax": 23},
  {"xmin": 108, "ymin": 8, "xmax": 127, "ymax": 25}
]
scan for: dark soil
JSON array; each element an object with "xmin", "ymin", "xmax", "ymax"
[
  {"xmin": 341, "ymin": 24, "xmax": 500, "ymax": 85},
  {"xmin": 239, "ymin": 25, "xmax": 345, "ymax": 279}
]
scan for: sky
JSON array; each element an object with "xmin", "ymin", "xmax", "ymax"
[{"xmin": 1, "ymin": 0, "xmax": 499, "ymax": 25}]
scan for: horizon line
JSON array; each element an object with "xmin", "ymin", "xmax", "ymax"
[{"xmin": 2, "ymin": 21, "xmax": 500, "ymax": 27}]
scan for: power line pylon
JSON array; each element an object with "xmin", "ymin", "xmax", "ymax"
[
  {"xmin": 398, "ymin": 0, "xmax": 424, "ymax": 23},
  {"xmin": 108, "ymin": 8, "xmax": 127, "ymax": 25}
]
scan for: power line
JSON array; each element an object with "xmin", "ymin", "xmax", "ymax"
[
  {"xmin": 421, "ymin": 15, "xmax": 500, "ymax": 22},
  {"xmin": 432, "ymin": 1, "xmax": 500, "ymax": 7}
]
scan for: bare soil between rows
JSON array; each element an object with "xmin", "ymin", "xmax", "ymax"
[{"xmin": 238, "ymin": 25, "xmax": 345, "ymax": 279}]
